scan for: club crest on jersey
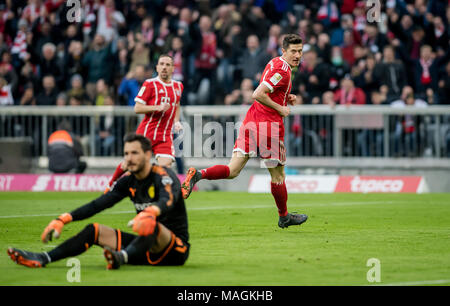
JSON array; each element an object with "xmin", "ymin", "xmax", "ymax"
[
  {"xmin": 148, "ymin": 184, "xmax": 155, "ymax": 198},
  {"xmin": 175, "ymin": 89, "xmax": 181, "ymax": 96},
  {"xmin": 161, "ymin": 176, "xmax": 173, "ymax": 186},
  {"xmin": 270, "ymin": 73, "xmax": 283, "ymax": 85}
]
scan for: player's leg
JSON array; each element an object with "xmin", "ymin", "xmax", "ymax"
[
  {"xmin": 153, "ymin": 138, "xmax": 176, "ymax": 168},
  {"xmin": 181, "ymin": 151, "xmax": 249, "ymax": 199},
  {"xmin": 181, "ymin": 119, "xmax": 255, "ymax": 199},
  {"xmin": 7, "ymin": 223, "xmax": 117, "ymax": 268},
  {"xmin": 104, "ymin": 222, "xmax": 188, "ymax": 269},
  {"xmin": 156, "ymin": 156, "xmax": 174, "ymax": 168},
  {"xmin": 267, "ymin": 165, "xmax": 308, "ymax": 228},
  {"xmin": 105, "ymin": 161, "xmax": 127, "ymax": 193}
]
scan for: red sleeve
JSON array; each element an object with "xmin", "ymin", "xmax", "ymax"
[
  {"xmin": 261, "ymin": 64, "xmax": 290, "ymax": 94},
  {"xmin": 134, "ymin": 80, "xmax": 155, "ymax": 105}
]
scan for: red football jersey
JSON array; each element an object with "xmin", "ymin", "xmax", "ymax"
[
  {"xmin": 135, "ymin": 77, "xmax": 183, "ymax": 142},
  {"xmin": 243, "ymin": 56, "xmax": 292, "ymax": 138}
]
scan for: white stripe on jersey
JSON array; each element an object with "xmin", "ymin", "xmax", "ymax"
[
  {"xmin": 162, "ymin": 82, "xmax": 179, "ymax": 142},
  {"xmin": 153, "ymin": 83, "xmax": 168, "ymax": 141},
  {"xmin": 143, "ymin": 80, "xmax": 158, "ymax": 137},
  {"xmin": 282, "ymin": 70, "xmax": 292, "ymax": 106}
]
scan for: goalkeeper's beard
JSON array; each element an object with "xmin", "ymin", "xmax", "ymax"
[{"xmin": 127, "ymin": 159, "xmax": 146, "ymax": 176}]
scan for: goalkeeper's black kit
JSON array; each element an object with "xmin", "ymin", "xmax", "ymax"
[{"xmin": 48, "ymin": 164, "xmax": 190, "ymax": 266}]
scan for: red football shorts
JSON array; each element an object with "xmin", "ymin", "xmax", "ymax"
[
  {"xmin": 233, "ymin": 121, "xmax": 286, "ymax": 166},
  {"xmin": 152, "ymin": 138, "xmax": 175, "ymax": 161}
]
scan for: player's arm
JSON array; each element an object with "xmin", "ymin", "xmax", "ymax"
[
  {"xmin": 252, "ymin": 82, "xmax": 290, "ymax": 117},
  {"xmin": 41, "ymin": 178, "xmax": 129, "ymax": 243},
  {"xmin": 134, "ymin": 101, "xmax": 169, "ymax": 114},
  {"xmin": 129, "ymin": 169, "xmax": 177, "ymax": 236},
  {"xmin": 174, "ymin": 103, "xmax": 183, "ymax": 132},
  {"xmin": 133, "ymin": 81, "xmax": 170, "ymax": 114}
]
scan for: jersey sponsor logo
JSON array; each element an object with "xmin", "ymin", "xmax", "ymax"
[
  {"xmin": 161, "ymin": 175, "xmax": 173, "ymax": 186},
  {"xmin": 160, "ymin": 97, "xmax": 171, "ymax": 104},
  {"xmin": 270, "ymin": 73, "xmax": 283, "ymax": 85},
  {"xmin": 138, "ymin": 86, "xmax": 146, "ymax": 97},
  {"xmin": 133, "ymin": 201, "xmax": 157, "ymax": 212}
]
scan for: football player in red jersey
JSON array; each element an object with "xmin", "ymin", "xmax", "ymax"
[
  {"xmin": 182, "ymin": 34, "xmax": 308, "ymax": 229},
  {"xmin": 106, "ymin": 54, "xmax": 184, "ymax": 191}
]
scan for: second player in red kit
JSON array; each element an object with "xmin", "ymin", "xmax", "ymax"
[{"xmin": 107, "ymin": 55, "xmax": 184, "ymax": 191}]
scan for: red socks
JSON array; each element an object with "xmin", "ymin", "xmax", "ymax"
[
  {"xmin": 200, "ymin": 165, "xmax": 230, "ymax": 180},
  {"xmin": 109, "ymin": 163, "xmax": 126, "ymax": 187},
  {"xmin": 271, "ymin": 181, "xmax": 288, "ymax": 217}
]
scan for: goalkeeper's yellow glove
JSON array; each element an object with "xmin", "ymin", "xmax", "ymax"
[{"xmin": 41, "ymin": 213, "xmax": 72, "ymax": 243}]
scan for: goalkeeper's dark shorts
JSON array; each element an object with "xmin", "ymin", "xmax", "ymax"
[{"xmin": 116, "ymin": 229, "xmax": 190, "ymax": 266}]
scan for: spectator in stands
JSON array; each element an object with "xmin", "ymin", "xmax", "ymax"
[
  {"xmin": 93, "ymin": 79, "xmax": 109, "ymax": 106},
  {"xmin": 167, "ymin": 36, "xmax": 184, "ymax": 82},
  {"xmin": 95, "ymin": 0, "xmax": 125, "ymax": 43},
  {"xmin": 0, "ymin": 51, "xmax": 18, "ymax": 98},
  {"xmin": 372, "ymin": 45, "xmax": 407, "ymax": 102},
  {"xmin": 193, "ymin": 15, "xmax": 217, "ymax": 105},
  {"xmin": 82, "ymin": 33, "xmax": 114, "ymax": 101},
  {"xmin": 361, "ymin": 23, "xmax": 388, "ymax": 55},
  {"xmin": 139, "ymin": 16, "xmax": 155, "ymax": 46},
  {"xmin": 118, "ymin": 65, "xmax": 146, "ymax": 107},
  {"xmin": 47, "ymin": 120, "xmax": 87, "ymax": 174},
  {"xmin": 213, "ymin": 4, "xmax": 238, "ymax": 95},
  {"xmin": 316, "ymin": 33, "xmax": 332, "ymax": 64},
  {"xmin": 39, "ymin": 42, "xmax": 64, "ymax": 90},
  {"xmin": 329, "ymin": 46, "xmax": 351, "ymax": 89},
  {"xmin": 11, "ymin": 18, "xmax": 30, "ymax": 69},
  {"xmin": 64, "ymin": 40, "xmax": 84, "ymax": 88},
  {"xmin": 95, "ymin": 94, "xmax": 117, "ymax": 156},
  {"xmin": 414, "ymin": 45, "xmax": 450, "ymax": 102},
  {"xmin": 438, "ymin": 61, "xmax": 450, "ymax": 105},
  {"xmin": 129, "ymin": 40, "xmax": 150, "ymax": 73},
  {"xmin": 19, "ymin": 83, "xmax": 36, "ymax": 106},
  {"xmin": 173, "ymin": 7, "xmax": 202, "ymax": 88},
  {"xmin": 36, "ymin": 75, "xmax": 58, "ymax": 106},
  {"xmin": 295, "ymin": 45, "xmax": 331, "ymax": 104},
  {"xmin": 56, "ymin": 92, "xmax": 67, "ymax": 107},
  {"xmin": 0, "ymin": 76, "xmax": 13, "ymax": 105},
  {"xmin": 236, "ymin": 35, "xmax": 270, "ymax": 86},
  {"xmin": 66, "ymin": 74, "xmax": 89, "ymax": 106},
  {"xmin": 151, "ymin": 16, "xmax": 173, "ymax": 64},
  {"xmin": 224, "ymin": 78, "xmax": 254, "ymax": 106},
  {"xmin": 262, "ymin": 24, "xmax": 282, "ymax": 59},
  {"xmin": 334, "ymin": 76, "xmax": 366, "ymax": 105}
]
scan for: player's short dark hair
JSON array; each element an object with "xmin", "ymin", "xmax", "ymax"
[
  {"xmin": 157, "ymin": 54, "xmax": 174, "ymax": 65},
  {"xmin": 124, "ymin": 133, "xmax": 152, "ymax": 152},
  {"xmin": 282, "ymin": 34, "xmax": 303, "ymax": 50}
]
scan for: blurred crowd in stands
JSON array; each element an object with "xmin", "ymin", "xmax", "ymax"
[{"xmin": 1, "ymin": 0, "xmax": 449, "ymax": 157}]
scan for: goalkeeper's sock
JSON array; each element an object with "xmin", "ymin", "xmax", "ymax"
[
  {"xmin": 109, "ymin": 163, "xmax": 125, "ymax": 187},
  {"xmin": 271, "ymin": 181, "xmax": 288, "ymax": 217},
  {"xmin": 47, "ymin": 223, "xmax": 98, "ymax": 262},
  {"xmin": 200, "ymin": 165, "xmax": 230, "ymax": 180}
]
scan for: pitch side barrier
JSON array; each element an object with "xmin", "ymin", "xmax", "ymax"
[{"xmin": 1, "ymin": 105, "xmax": 450, "ymax": 160}]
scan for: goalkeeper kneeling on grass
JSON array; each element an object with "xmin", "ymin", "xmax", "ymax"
[{"xmin": 7, "ymin": 133, "xmax": 190, "ymax": 269}]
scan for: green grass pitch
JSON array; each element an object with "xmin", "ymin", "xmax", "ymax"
[{"xmin": 0, "ymin": 191, "xmax": 449, "ymax": 286}]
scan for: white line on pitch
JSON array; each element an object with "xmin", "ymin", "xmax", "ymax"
[{"xmin": 0, "ymin": 201, "xmax": 404, "ymax": 219}]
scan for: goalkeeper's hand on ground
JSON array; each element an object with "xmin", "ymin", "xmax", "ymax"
[
  {"xmin": 127, "ymin": 206, "xmax": 160, "ymax": 236},
  {"xmin": 41, "ymin": 213, "xmax": 72, "ymax": 243}
]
